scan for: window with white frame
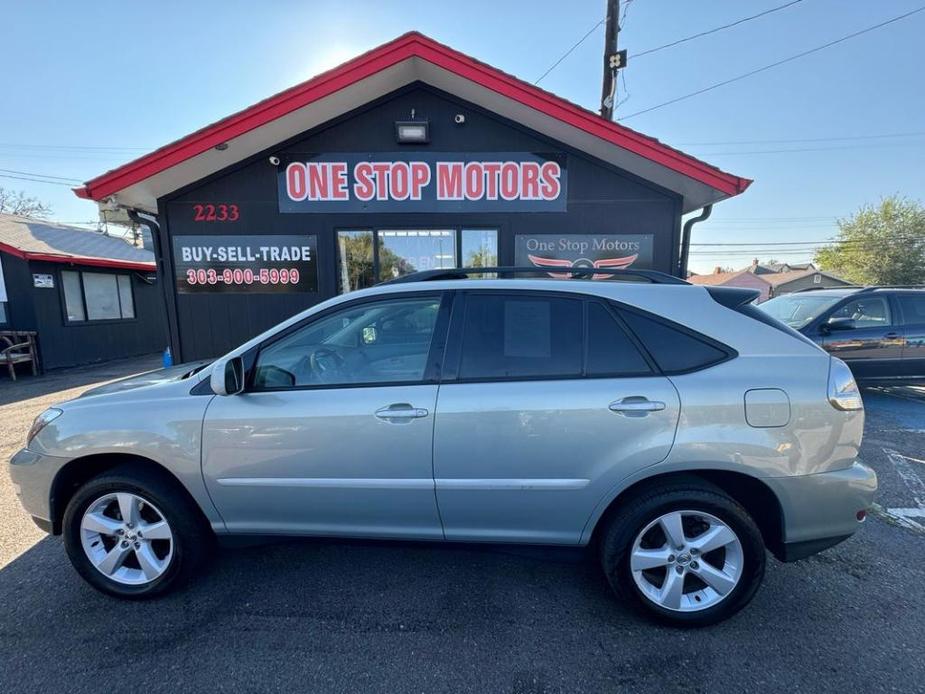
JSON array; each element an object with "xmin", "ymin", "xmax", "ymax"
[{"xmin": 62, "ymin": 270, "xmax": 135, "ymax": 323}]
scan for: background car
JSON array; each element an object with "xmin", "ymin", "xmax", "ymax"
[{"xmin": 758, "ymin": 286, "xmax": 925, "ymax": 383}]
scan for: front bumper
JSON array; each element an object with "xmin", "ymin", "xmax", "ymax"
[
  {"xmin": 9, "ymin": 448, "xmax": 68, "ymax": 533},
  {"xmin": 767, "ymin": 460, "xmax": 877, "ymax": 561}
]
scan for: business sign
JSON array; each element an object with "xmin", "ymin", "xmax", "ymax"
[
  {"xmin": 514, "ymin": 234, "xmax": 655, "ymax": 278},
  {"xmin": 32, "ymin": 274, "xmax": 55, "ymax": 289},
  {"xmin": 172, "ymin": 235, "xmax": 318, "ymax": 294},
  {"xmin": 278, "ymin": 152, "xmax": 567, "ymax": 213}
]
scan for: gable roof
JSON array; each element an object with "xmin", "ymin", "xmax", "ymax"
[
  {"xmin": 74, "ymin": 32, "xmax": 751, "ymax": 214},
  {"xmin": 688, "ymin": 269, "xmax": 750, "ymax": 286},
  {"xmin": 763, "ymin": 268, "xmax": 853, "ymax": 287},
  {"xmin": 0, "ymin": 214, "xmax": 155, "ymax": 271}
]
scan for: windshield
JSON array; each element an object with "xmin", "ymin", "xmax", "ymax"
[{"xmin": 757, "ymin": 294, "xmax": 845, "ymax": 329}]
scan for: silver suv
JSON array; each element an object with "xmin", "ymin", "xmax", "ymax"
[{"xmin": 9, "ymin": 268, "xmax": 876, "ymax": 626}]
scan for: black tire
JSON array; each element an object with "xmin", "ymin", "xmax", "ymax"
[
  {"xmin": 62, "ymin": 464, "xmax": 212, "ymax": 599},
  {"xmin": 599, "ymin": 480, "xmax": 766, "ymax": 627}
]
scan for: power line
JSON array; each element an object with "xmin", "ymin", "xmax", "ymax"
[
  {"xmin": 0, "ymin": 143, "xmax": 148, "ymax": 152},
  {"xmin": 535, "ymin": 18, "xmax": 606, "ymax": 85},
  {"xmin": 631, "ymin": 0, "xmax": 805, "ymax": 59},
  {"xmin": 0, "ymin": 173, "xmax": 78, "ymax": 187},
  {"xmin": 619, "ymin": 5, "xmax": 925, "ymax": 120},
  {"xmin": 0, "ymin": 168, "xmax": 82, "ymax": 183},
  {"xmin": 695, "ymin": 142, "xmax": 925, "ymax": 156},
  {"xmin": 676, "ymin": 130, "xmax": 925, "ymax": 146}
]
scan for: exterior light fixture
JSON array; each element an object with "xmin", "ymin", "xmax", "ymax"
[{"xmin": 395, "ymin": 120, "xmax": 429, "ymax": 144}]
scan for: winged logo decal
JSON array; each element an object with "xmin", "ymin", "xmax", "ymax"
[{"xmin": 527, "ymin": 253, "xmax": 639, "ymax": 280}]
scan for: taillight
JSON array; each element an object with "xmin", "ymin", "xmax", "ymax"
[{"xmin": 827, "ymin": 358, "xmax": 863, "ymax": 411}]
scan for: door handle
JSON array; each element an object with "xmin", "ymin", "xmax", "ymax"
[
  {"xmin": 375, "ymin": 403, "xmax": 429, "ymax": 421},
  {"xmin": 609, "ymin": 397, "xmax": 666, "ymax": 416}
]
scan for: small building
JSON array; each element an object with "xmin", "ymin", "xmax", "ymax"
[
  {"xmin": 690, "ymin": 259, "xmax": 854, "ymax": 302},
  {"xmin": 73, "ymin": 32, "xmax": 752, "ymax": 362},
  {"xmin": 0, "ymin": 214, "xmax": 169, "ymax": 372}
]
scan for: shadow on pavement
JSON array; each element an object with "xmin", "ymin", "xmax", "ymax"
[{"xmin": 1, "ymin": 524, "xmax": 921, "ymax": 693}]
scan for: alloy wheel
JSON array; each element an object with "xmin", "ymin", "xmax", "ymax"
[
  {"xmin": 630, "ymin": 510, "xmax": 743, "ymax": 612},
  {"xmin": 79, "ymin": 492, "xmax": 174, "ymax": 586}
]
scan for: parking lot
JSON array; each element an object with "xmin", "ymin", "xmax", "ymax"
[{"xmin": 1, "ymin": 359, "xmax": 924, "ymax": 693}]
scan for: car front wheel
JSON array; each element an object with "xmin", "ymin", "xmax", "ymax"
[
  {"xmin": 63, "ymin": 465, "xmax": 211, "ymax": 598},
  {"xmin": 600, "ymin": 481, "xmax": 766, "ymax": 626}
]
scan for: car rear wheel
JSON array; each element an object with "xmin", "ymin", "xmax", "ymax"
[
  {"xmin": 600, "ymin": 481, "xmax": 766, "ymax": 626},
  {"xmin": 63, "ymin": 465, "xmax": 211, "ymax": 598}
]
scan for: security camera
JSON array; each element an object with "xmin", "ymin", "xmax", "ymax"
[
  {"xmin": 269, "ymin": 155, "xmax": 281, "ymax": 166},
  {"xmin": 454, "ymin": 114, "xmax": 466, "ymax": 125}
]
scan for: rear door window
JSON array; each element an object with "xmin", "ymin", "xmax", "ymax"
[
  {"xmin": 454, "ymin": 293, "xmax": 654, "ymax": 381},
  {"xmin": 586, "ymin": 302, "xmax": 652, "ymax": 376},
  {"xmin": 898, "ymin": 294, "xmax": 925, "ymax": 324},
  {"xmin": 618, "ymin": 309, "xmax": 731, "ymax": 374}
]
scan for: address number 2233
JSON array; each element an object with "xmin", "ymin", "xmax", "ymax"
[{"xmin": 192, "ymin": 204, "xmax": 240, "ymax": 222}]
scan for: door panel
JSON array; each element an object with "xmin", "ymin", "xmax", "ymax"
[
  {"xmin": 432, "ymin": 377, "xmax": 680, "ymax": 544},
  {"xmin": 202, "ymin": 385, "xmax": 443, "ymax": 538},
  {"xmin": 898, "ymin": 294, "xmax": 925, "ymax": 378}
]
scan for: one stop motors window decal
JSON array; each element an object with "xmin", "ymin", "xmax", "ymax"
[
  {"xmin": 173, "ymin": 235, "xmax": 318, "ymax": 294},
  {"xmin": 514, "ymin": 234, "xmax": 655, "ymax": 278},
  {"xmin": 278, "ymin": 153, "xmax": 567, "ymax": 213}
]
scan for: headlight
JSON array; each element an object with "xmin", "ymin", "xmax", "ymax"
[
  {"xmin": 828, "ymin": 358, "xmax": 863, "ymax": 411},
  {"xmin": 27, "ymin": 408, "xmax": 62, "ymax": 446}
]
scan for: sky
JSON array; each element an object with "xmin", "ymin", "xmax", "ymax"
[{"xmin": 1, "ymin": 0, "xmax": 923, "ymax": 274}]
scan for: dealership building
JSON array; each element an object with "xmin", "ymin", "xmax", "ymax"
[{"xmin": 75, "ymin": 32, "xmax": 751, "ymax": 362}]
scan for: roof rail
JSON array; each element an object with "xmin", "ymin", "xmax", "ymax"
[
  {"xmin": 795, "ymin": 285, "xmax": 859, "ymax": 293},
  {"xmin": 379, "ymin": 266, "xmax": 690, "ymax": 286},
  {"xmin": 857, "ymin": 285, "xmax": 925, "ymax": 292}
]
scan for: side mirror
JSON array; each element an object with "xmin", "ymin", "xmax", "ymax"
[
  {"xmin": 210, "ymin": 356, "xmax": 245, "ymax": 396},
  {"xmin": 824, "ymin": 317, "xmax": 856, "ymax": 333}
]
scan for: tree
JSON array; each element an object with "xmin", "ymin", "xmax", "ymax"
[
  {"xmin": 815, "ymin": 196, "xmax": 925, "ymax": 286},
  {"xmin": 0, "ymin": 188, "xmax": 53, "ymax": 217}
]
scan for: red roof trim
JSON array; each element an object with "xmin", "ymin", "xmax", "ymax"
[
  {"xmin": 0, "ymin": 241, "xmax": 155, "ymax": 272},
  {"xmin": 78, "ymin": 32, "xmax": 751, "ymax": 202}
]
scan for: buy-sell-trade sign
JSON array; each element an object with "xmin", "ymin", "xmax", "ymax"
[
  {"xmin": 278, "ymin": 152, "xmax": 567, "ymax": 213},
  {"xmin": 173, "ymin": 235, "xmax": 318, "ymax": 294}
]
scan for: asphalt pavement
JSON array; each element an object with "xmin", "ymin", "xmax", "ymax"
[{"xmin": 1, "ymin": 364, "xmax": 923, "ymax": 693}]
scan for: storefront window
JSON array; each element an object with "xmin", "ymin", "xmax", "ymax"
[
  {"xmin": 378, "ymin": 230, "xmax": 456, "ymax": 282},
  {"xmin": 0, "ymin": 302, "xmax": 7, "ymax": 324},
  {"xmin": 62, "ymin": 270, "xmax": 135, "ymax": 323},
  {"xmin": 336, "ymin": 228, "xmax": 498, "ymax": 293},
  {"xmin": 337, "ymin": 230, "xmax": 375, "ymax": 294}
]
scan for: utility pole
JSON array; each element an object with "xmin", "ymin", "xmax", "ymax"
[{"xmin": 600, "ymin": 0, "xmax": 623, "ymax": 120}]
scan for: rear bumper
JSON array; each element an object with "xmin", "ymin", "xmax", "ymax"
[{"xmin": 767, "ymin": 461, "xmax": 877, "ymax": 561}]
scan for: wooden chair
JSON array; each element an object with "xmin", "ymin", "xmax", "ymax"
[{"xmin": 0, "ymin": 331, "xmax": 39, "ymax": 381}]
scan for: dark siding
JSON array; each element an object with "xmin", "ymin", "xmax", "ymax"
[
  {"xmin": 0, "ymin": 251, "xmax": 38, "ymax": 332},
  {"xmin": 25, "ymin": 261, "xmax": 169, "ymax": 370},
  {"xmin": 161, "ymin": 84, "xmax": 683, "ymax": 361}
]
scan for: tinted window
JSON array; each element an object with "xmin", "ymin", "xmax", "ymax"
[
  {"xmin": 830, "ymin": 297, "xmax": 892, "ymax": 328},
  {"xmin": 253, "ymin": 296, "xmax": 440, "ymax": 388},
  {"xmin": 898, "ymin": 294, "xmax": 925, "ymax": 324},
  {"xmin": 586, "ymin": 303, "xmax": 652, "ymax": 376},
  {"xmin": 620, "ymin": 310, "xmax": 729, "ymax": 373},
  {"xmin": 459, "ymin": 295, "xmax": 581, "ymax": 379}
]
